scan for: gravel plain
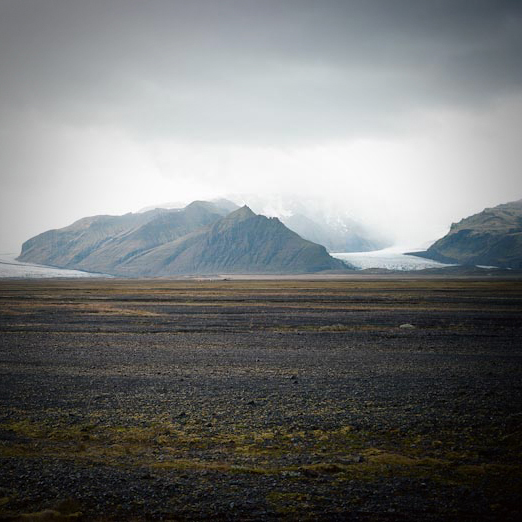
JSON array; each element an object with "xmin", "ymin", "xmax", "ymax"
[{"xmin": 0, "ymin": 278, "xmax": 521, "ymax": 521}]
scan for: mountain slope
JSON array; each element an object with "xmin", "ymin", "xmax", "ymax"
[
  {"xmin": 18, "ymin": 201, "xmax": 229, "ymax": 272},
  {"xmin": 19, "ymin": 203, "xmax": 350, "ymax": 276},
  {"xmin": 414, "ymin": 199, "xmax": 522, "ymax": 269},
  {"xmin": 111, "ymin": 206, "xmax": 349, "ymax": 276}
]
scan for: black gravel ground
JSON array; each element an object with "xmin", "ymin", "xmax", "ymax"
[{"xmin": 0, "ymin": 278, "xmax": 521, "ymax": 521}]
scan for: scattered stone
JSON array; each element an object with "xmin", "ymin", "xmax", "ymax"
[{"xmin": 1, "ymin": 279, "xmax": 520, "ymax": 521}]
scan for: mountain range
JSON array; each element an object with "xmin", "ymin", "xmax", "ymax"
[
  {"xmin": 141, "ymin": 195, "xmax": 389, "ymax": 253},
  {"xmin": 412, "ymin": 199, "xmax": 522, "ymax": 269},
  {"xmin": 18, "ymin": 201, "xmax": 349, "ymax": 276}
]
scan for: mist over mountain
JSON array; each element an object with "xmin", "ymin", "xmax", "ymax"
[
  {"xmin": 18, "ymin": 201, "xmax": 349, "ymax": 276},
  {"xmin": 232, "ymin": 195, "xmax": 390, "ymax": 253},
  {"xmin": 412, "ymin": 199, "xmax": 522, "ymax": 269},
  {"xmin": 143, "ymin": 195, "xmax": 388, "ymax": 253},
  {"xmin": 139, "ymin": 198, "xmax": 240, "ymax": 215},
  {"xmin": 280, "ymin": 213, "xmax": 383, "ymax": 253},
  {"xmin": 1, "ymin": 1, "xmax": 521, "ymax": 258}
]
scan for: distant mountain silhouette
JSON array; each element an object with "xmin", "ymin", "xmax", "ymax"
[
  {"xmin": 281, "ymin": 213, "xmax": 381, "ymax": 252},
  {"xmin": 226, "ymin": 194, "xmax": 389, "ymax": 252},
  {"xmin": 19, "ymin": 202, "xmax": 350, "ymax": 276},
  {"xmin": 411, "ymin": 199, "xmax": 522, "ymax": 269}
]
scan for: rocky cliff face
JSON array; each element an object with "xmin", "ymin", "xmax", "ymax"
[
  {"xmin": 416, "ymin": 199, "xmax": 522, "ymax": 269},
  {"xmin": 19, "ymin": 203, "xmax": 350, "ymax": 276}
]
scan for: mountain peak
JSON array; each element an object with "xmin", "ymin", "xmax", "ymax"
[{"xmin": 226, "ymin": 205, "xmax": 256, "ymax": 221}]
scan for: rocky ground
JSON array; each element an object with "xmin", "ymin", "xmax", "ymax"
[{"xmin": 0, "ymin": 278, "xmax": 521, "ymax": 521}]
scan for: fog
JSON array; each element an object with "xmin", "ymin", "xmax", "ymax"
[{"xmin": 1, "ymin": 0, "xmax": 521, "ymax": 252}]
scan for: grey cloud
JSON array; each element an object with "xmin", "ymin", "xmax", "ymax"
[{"xmin": 1, "ymin": 0, "xmax": 521, "ymax": 143}]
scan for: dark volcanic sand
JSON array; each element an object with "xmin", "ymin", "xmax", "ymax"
[{"xmin": 0, "ymin": 278, "xmax": 521, "ymax": 521}]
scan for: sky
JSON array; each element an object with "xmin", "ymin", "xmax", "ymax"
[{"xmin": 1, "ymin": 0, "xmax": 522, "ymax": 252}]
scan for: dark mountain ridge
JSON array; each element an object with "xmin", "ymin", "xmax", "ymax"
[
  {"xmin": 19, "ymin": 202, "xmax": 349, "ymax": 276},
  {"xmin": 411, "ymin": 199, "xmax": 522, "ymax": 269},
  {"xmin": 19, "ymin": 201, "xmax": 230, "ymax": 272}
]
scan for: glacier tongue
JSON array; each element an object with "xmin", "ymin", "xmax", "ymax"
[
  {"xmin": 0, "ymin": 253, "xmax": 111, "ymax": 279},
  {"xmin": 331, "ymin": 247, "xmax": 455, "ymax": 271}
]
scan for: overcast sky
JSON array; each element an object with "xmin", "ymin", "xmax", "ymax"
[{"xmin": 1, "ymin": 0, "xmax": 522, "ymax": 252}]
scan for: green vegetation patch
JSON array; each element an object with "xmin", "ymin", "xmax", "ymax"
[{"xmin": 3, "ymin": 415, "xmax": 520, "ymax": 496}]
